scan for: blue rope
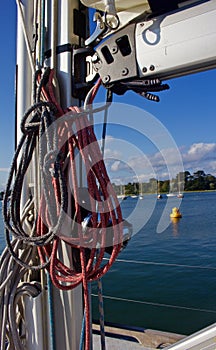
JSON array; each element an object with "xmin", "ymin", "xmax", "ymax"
[
  {"xmin": 95, "ymin": 91, "xmax": 112, "ymax": 350},
  {"xmin": 47, "ymin": 274, "xmax": 56, "ymax": 350},
  {"xmin": 79, "ymin": 310, "xmax": 86, "ymax": 350},
  {"xmin": 97, "ymin": 279, "xmax": 106, "ymax": 350},
  {"xmin": 89, "ymin": 283, "xmax": 93, "ymax": 350},
  {"xmin": 79, "ymin": 283, "xmax": 93, "ymax": 350}
]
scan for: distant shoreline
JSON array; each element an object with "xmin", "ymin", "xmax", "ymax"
[
  {"xmin": 179, "ymin": 189, "xmax": 216, "ymax": 193},
  {"xmin": 0, "ymin": 189, "xmax": 216, "ymax": 202}
]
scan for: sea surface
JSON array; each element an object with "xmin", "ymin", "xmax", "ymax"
[{"xmin": 1, "ymin": 192, "xmax": 216, "ymax": 336}]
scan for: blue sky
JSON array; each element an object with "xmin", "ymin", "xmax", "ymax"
[
  {"xmin": 0, "ymin": 1, "xmax": 216, "ymax": 190},
  {"xmin": 0, "ymin": 1, "xmax": 17, "ymax": 190}
]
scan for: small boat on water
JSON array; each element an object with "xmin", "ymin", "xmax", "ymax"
[
  {"xmin": 166, "ymin": 193, "xmax": 175, "ymax": 197},
  {"xmin": 166, "ymin": 193, "xmax": 184, "ymax": 198},
  {"xmin": 117, "ymin": 194, "xmax": 128, "ymax": 200}
]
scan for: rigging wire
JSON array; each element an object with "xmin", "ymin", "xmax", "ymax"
[
  {"xmin": 103, "ymin": 257, "xmax": 216, "ymax": 271},
  {"xmin": 95, "ymin": 88, "xmax": 113, "ymax": 350},
  {"xmin": 93, "ymin": 256, "xmax": 216, "ymax": 322},
  {"xmin": 91, "ymin": 294, "xmax": 216, "ymax": 315}
]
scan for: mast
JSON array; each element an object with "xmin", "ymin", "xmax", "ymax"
[{"xmin": 16, "ymin": 1, "xmax": 88, "ymax": 348}]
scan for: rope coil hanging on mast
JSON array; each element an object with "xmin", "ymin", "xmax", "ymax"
[
  {"xmin": 1, "ymin": 2, "xmax": 131, "ymax": 348},
  {"xmin": 2, "ymin": 67, "xmax": 127, "ymax": 350}
]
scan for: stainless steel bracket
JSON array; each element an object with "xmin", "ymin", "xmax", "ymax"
[
  {"xmin": 85, "ymin": 12, "xmax": 106, "ymax": 46},
  {"xmin": 92, "ymin": 23, "xmax": 137, "ymax": 84}
]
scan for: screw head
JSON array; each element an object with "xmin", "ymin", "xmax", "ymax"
[
  {"xmin": 103, "ymin": 75, "xmax": 111, "ymax": 84},
  {"xmin": 111, "ymin": 46, "xmax": 118, "ymax": 54},
  {"xmin": 122, "ymin": 68, "xmax": 129, "ymax": 76},
  {"xmin": 149, "ymin": 65, "xmax": 155, "ymax": 71},
  {"xmin": 142, "ymin": 67, "xmax": 147, "ymax": 73}
]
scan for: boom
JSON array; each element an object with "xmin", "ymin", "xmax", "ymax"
[{"xmin": 84, "ymin": 0, "xmax": 216, "ymax": 95}]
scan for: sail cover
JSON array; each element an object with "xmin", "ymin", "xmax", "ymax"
[
  {"xmin": 80, "ymin": 0, "xmax": 200, "ymax": 15},
  {"xmin": 80, "ymin": 0, "xmax": 150, "ymax": 14}
]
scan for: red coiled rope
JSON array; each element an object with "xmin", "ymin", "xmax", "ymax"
[{"xmin": 36, "ymin": 70, "xmax": 123, "ymax": 350}]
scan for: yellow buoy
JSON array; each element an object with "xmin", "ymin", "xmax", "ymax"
[{"xmin": 170, "ymin": 207, "xmax": 182, "ymax": 218}]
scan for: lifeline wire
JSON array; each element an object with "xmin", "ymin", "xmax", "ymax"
[
  {"xmin": 91, "ymin": 294, "xmax": 216, "ymax": 314},
  {"xmin": 103, "ymin": 257, "xmax": 216, "ymax": 271}
]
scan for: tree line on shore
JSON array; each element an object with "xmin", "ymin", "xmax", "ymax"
[
  {"xmin": 1, "ymin": 170, "xmax": 215, "ymax": 200},
  {"xmin": 113, "ymin": 170, "xmax": 216, "ymax": 196}
]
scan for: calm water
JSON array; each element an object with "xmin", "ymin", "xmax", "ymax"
[
  {"xmin": 1, "ymin": 192, "xmax": 216, "ymax": 336},
  {"xmin": 92, "ymin": 192, "xmax": 216, "ymax": 336}
]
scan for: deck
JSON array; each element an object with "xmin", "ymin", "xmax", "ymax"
[
  {"xmin": 93, "ymin": 322, "xmax": 216, "ymax": 349},
  {"xmin": 92, "ymin": 323, "xmax": 184, "ymax": 349}
]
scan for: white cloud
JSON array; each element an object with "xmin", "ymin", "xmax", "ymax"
[
  {"xmin": 111, "ymin": 160, "xmax": 121, "ymax": 172},
  {"xmin": 184, "ymin": 143, "xmax": 216, "ymax": 162},
  {"xmin": 104, "ymin": 141, "xmax": 216, "ymax": 184},
  {"xmin": 208, "ymin": 160, "xmax": 216, "ymax": 172},
  {"xmin": 1, "ymin": 142, "xmax": 215, "ymax": 190},
  {"xmin": 0, "ymin": 168, "xmax": 10, "ymax": 172},
  {"xmin": 104, "ymin": 148, "xmax": 122, "ymax": 159},
  {"xmin": 102, "ymin": 135, "xmax": 115, "ymax": 144},
  {"xmin": 181, "ymin": 142, "xmax": 216, "ymax": 175}
]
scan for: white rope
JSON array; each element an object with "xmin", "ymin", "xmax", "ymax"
[{"xmin": 0, "ymin": 270, "xmax": 13, "ymax": 292}]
